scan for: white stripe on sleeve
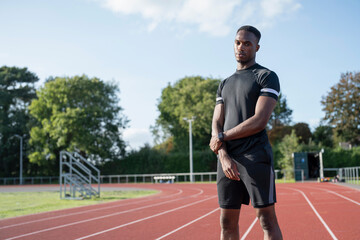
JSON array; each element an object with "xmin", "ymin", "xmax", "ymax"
[
  {"xmin": 260, "ymin": 88, "xmax": 279, "ymax": 97},
  {"xmin": 216, "ymin": 97, "xmax": 223, "ymax": 101}
]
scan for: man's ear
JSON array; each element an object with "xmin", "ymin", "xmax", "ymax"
[{"xmin": 256, "ymin": 44, "xmax": 260, "ymax": 52}]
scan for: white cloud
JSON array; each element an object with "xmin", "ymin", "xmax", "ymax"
[
  {"xmin": 123, "ymin": 128, "xmax": 152, "ymax": 150},
  {"xmin": 261, "ymin": 0, "xmax": 301, "ymax": 18},
  {"xmin": 307, "ymin": 118, "xmax": 321, "ymax": 130},
  {"xmin": 98, "ymin": 0, "xmax": 301, "ymax": 36}
]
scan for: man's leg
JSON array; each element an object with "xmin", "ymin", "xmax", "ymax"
[
  {"xmin": 255, "ymin": 205, "xmax": 282, "ymax": 240},
  {"xmin": 220, "ymin": 208, "xmax": 240, "ymax": 240}
]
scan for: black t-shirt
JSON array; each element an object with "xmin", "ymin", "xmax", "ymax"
[{"xmin": 216, "ymin": 63, "xmax": 280, "ymax": 155}]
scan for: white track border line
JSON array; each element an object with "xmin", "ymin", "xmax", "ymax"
[
  {"xmin": 155, "ymin": 208, "xmax": 220, "ymax": 240},
  {"xmin": 75, "ymin": 196, "xmax": 217, "ymax": 240},
  {"xmin": 0, "ymin": 188, "xmax": 183, "ymax": 230},
  {"xmin": 240, "ymin": 217, "xmax": 258, "ymax": 240},
  {"xmin": 4, "ymin": 188, "xmax": 205, "ymax": 240},
  {"xmin": 287, "ymin": 187, "xmax": 338, "ymax": 240}
]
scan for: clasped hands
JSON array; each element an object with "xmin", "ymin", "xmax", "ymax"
[{"xmin": 209, "ymin": 135, "xmax": 240, "ymax": 181}]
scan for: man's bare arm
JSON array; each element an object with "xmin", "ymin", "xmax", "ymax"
[
  {"xmin": 211, "ymin": 103, "xmax": 225, "ymax": 137},
  {"xmin": 223, "ymin": 96, "xmax": 277, "ymax": 141},
  {"xmin": 209, "ymin": 104, "xmax": 240, "ymax": 181},
  {"xmin": 209, "ymin": 104, "xmax": 224, "ymax": 154}
]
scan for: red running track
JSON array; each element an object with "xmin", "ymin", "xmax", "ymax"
[{"xmin": 0, "ymin": 182, "xmax": 359, "ymax": 240}]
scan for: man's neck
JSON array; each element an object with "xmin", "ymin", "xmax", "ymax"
[{"xmin": 237, "ymin": 60, "xmax": 256, "ymax": 70}]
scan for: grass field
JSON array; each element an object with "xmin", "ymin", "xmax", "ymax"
[{"xmin": 0, "ymin": 190, "xmax": 158, "ymax": 219}]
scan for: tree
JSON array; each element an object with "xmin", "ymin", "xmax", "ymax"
[
  {"xmin": 268, "ymin": 125, "xmax": 292, "ymax": 145},
  {"xmin": 267, "ymin": 93, "xmax": 292, "ymax": 129},
  {"xmin": 313, "ymin": 125, "xmax": 333, "ymax": 148},
  {"xmin": 28, "ymin": 75, "xmax": 128, "ymax": 173},
  {"xmin": 153, "ymin": 76, "xmax": 220, "ymax": 151},
  {"xmin": 321, "ymin": 72, "xmax": 360, "ymax": 144},
  {"xmin": 0, "ymin": 66, "xmax": 39, "ymax": 177},
  {"xmin": 277, "ymin": 130, "xmax": 300, "ymax": 178},
  {"xmin": 292, "ymin": 122, "xmax": 312, "ymax": 144}
]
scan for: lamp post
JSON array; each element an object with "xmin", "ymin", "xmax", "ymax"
[
  {"xmin": 183, "ymin": 116, "xmax": 195, "ymax": 182},
  {"xmin": 14, "ymin": 134, "xmax": 23, "ymax": 185},
  {"xmin": 319, "ymin": 148, "xmax": 324, "ymax": 179}
]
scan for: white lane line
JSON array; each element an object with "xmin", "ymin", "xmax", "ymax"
[
  {"xmin": 303, "ymin": 186, "xmax": 360, "ymax": 206},
  {"xmin": 240, "ymin": 217, "xmax": 258, "ymax": 240},
  {"xmin": 326, "ymin": 190, "xmax": 360, "ymax": 206},
  {"xmin": 287, "ymin": 187, "xmax": 338, "ymax": 240},
  {"xmin": 0, "ymin": 188, "xmax": 183, "ymax": 230},
  {"xmin": 4, "ymin": 189, "xmax": 204, "ymax": 240},
  {"xmin": 155, "ymin": 208, "xmax": 220, "ymax": 240},
  {"xmin": 75, "ymin": 196, "xmax": 217, "ymax": 240}
]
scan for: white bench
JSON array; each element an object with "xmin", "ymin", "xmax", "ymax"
[{"xmin": 154, "ymin": 175, "xmax": 175, "ymax": 184}]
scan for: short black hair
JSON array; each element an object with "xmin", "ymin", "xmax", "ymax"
[{"xmin": 237, "ymin": 25, "xmax": 261, "ymax": 42}]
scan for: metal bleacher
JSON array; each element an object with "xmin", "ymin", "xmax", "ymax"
[{"xmin": 59, "ymin": 151, "xmax": 100, "ymax": 200}]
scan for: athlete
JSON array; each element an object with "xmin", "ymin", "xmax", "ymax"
[{"xmin": 209, "ymin": 25, "xmax": 283, "ymax": 240}]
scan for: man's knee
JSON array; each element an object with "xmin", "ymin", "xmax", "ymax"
[
  {"xmin": 220, "ymin": 208, "xmax": 240, "ymax": 230},
  {"xmin": 256, "ymin": 205, "xmax": 278, "ymax": 231}
]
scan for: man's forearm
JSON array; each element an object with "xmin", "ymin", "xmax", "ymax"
[
  {"xmin": 223, "ymin": 114, "xmax": 265, "ymax": 141},
  {"xmin": 223, "ymin": 96, "xmax": 277, "ymax": 141},
  {"xmin": 217, "ymin": 144, "xmax": 229, "ymax": 158},
  {"xmin": 211, "ymin": 104, "xmax": 225, "ymax": 136},
  {"xmin": 212, "ymin": 121, "xmax": 223, "ymax": 137}
]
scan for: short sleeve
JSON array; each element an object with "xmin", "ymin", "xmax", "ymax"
[
  {"xmin": 259, "ymin": 71, "xmax": 280, "ymax": 101},
  {"xmin": 216, "ymin": 80, "xmax": 225, "ymax": 105}
]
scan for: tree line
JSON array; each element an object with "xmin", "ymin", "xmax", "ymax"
[
  {"xmin": 0, "ymin": 66, "xmax": 359, "ymax": 177},
  {"xmin": 0, "ymin": 66, "xmax": 127, "ymax": 177}
]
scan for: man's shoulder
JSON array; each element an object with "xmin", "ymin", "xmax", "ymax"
[
  {"xmin": 219, "ymin": 71, "xmax": 237, "ymax": 86},
  {"xmin": 252, "ymin": 64, "xmax": 276, "ymax": 76},
  {"xmin": 252, "ymin": 64, "xmax": 278, "ymax": 83}
]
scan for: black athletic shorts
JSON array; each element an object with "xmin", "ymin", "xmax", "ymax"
[{"xmin": 217, "ymin": 144, "xmax": 276, "ymax": 209}]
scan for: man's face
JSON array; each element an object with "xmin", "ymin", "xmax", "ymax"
[{"xmin": 234, "ymin": 30, "xmax": 260, "ymax": 64}]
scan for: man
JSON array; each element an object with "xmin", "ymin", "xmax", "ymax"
[{"xmin": 209, "ymin": 25, "xmax": 283, "ymax": 240}]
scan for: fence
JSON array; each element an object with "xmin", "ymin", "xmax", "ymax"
[
  {"xmin": 101, "ymin": 172, "xmax": 217, "ymax": 184},
  {"xmin": 2, "ymin": 167, "xmax": 359, "ymax": 185},
  {"xmin": 0, "ymin": 170, "xmax": 292, "ymax": 185},
  {"xmin": 0, "ymin": 172, "xmax": 217, "ymax": 185},
  {"xmin": 0, "ymin": 176, "xmax": 59, "ymax": 185}
]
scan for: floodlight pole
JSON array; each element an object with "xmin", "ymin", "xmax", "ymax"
[
  {"xmin": 14, "ymin": 134, "xmax": 23, "ymax": 185},
  {"xmin": 319, "ymin": 148, "xmax": 324, "ymax": 179},
  {"xmin": 183, "ymin": 116, "xmax": 195, "ymax": 183}
]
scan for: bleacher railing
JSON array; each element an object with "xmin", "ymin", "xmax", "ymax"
[
  {"xmin": 339, "ymin": 166, "xmax": 360, "ymax": 184},
  {"xmin": 59, "ymin": 151, "xmax": 100, "ymax": 199}
]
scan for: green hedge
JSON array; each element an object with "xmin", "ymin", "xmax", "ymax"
[
  {"xmin": 100, "ymin": 146, "xmax": 217, "ymax": 175},
  {"xmin": 323, "ymin": 146, "xmax": 360, "ymax": 168},
  {"xmin": 100, "ymin": 145, "xmax": 360, "ymax": 175}
]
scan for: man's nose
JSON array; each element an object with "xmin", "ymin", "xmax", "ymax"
[{"xmin": 237, "ymin": 43, "xmax": 244, "ymax": 51}]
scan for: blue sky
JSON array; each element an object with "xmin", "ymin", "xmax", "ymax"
[{"xmin": 1, "ymin": 0, "xmax": 359, "ymax": 150}]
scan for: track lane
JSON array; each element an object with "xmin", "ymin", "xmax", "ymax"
[
  {"xmin": 0, "ymin": 184, "xmax": 180, "ymax": 228},
  {"xmin": 75, "ymin": 196, "xmax": 217, "ymax": 240},
  {"xmin": 1, "ymin": 185, "xmax": 203, "ymax": 239},
  {"xmin": 0, "ymin": 186, "xmax": 182, "ymax": 230},
  {"xmin": 292, "ymin": 184, "xmax": 360, "ymax": 240},
  {"xmin": 1, "ymin": 182, "xmax": 359, "ymax": 240},
  {"xmin": 245, "ymin": 185, "xmax": 337, "ymax": 240}
]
